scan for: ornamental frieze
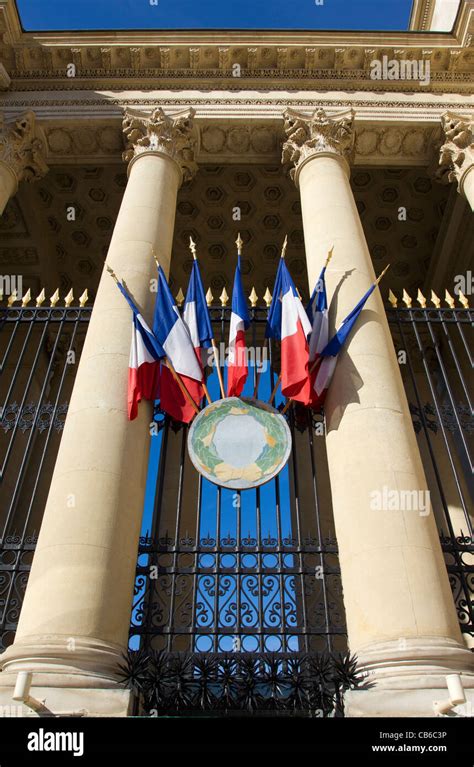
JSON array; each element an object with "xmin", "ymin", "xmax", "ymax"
[{"xmin": 39, "ymin": 118, "xmax": 448, "ymax": 169}]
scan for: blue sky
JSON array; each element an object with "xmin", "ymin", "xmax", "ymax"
[{"xmin": 17, "ymin": 0, "xmax": 414, "ymax": 32}]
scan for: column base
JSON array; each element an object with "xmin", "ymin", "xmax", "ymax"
[
  {"xmin": 0, "ymin": 679, "xmax": 132, "ymax": 717},
  {"xmin": 345, "ymin": 686, "xmax": 474, "ymax": 718},
  {"xmin": 0, "ymin": 635, "xmax": 132, "ymax": 716},
  {"xmin": 345, "ymin": 636, "xmax": 474, "ymax": 717}
]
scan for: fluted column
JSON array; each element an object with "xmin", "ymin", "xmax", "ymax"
[
  {"xmin": 0, "ymin": 108, "xmax": 197, "ymax": 716},
  {"xmin": 437, "ymin": 111, "xmax": 474, "ymax": 211},
  {"xmin": 283, "ymin": 107, "xmax": 474, "ymax": 716},
  {"xmin": 0, "ymin": 111, "xmax": 48, "ymax": 213}
]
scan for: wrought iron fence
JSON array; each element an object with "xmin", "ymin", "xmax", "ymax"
[
  {"xmin": 0, "ymin": 297, "xmax": 472, "ymax": 660},
  {"xmin": 387, "ymin": 299, "xmax": 473, "ymax": 645},
  {"xmin": 130, "ymin": 305, "xmax": 347, "ymax": 655},
  {"xmin": 0, "ymin": 302, "xmax": 91, "ymax": 652}
]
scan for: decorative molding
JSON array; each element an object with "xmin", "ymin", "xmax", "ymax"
[
  {"xmin": 33, "ymin": 116, "xmax": 450, "ymax": 169},
  {"xmin": 0, "ymin": 111, "xmax": 48, "ymax": 184},
  {"xmin": 437, "ymin": 111, "xmax": 474, "ymax": 191},
  {"xmin": 122, "ymin": 107, "xmax": 198, "ymax": 182},
  {"xmin": 282, "ymin": 107, "xmax": 355, "ymax": 181}
]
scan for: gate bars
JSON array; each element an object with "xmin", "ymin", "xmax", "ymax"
[
  {"xmin": 0, "ymin": 298, "xmax": 91, "ymax": 652},
  {"xmin": 387, "ymin": 290, "xmax": 473, "ymax": 644},
  {"xmin": 0, "ymin": 292, "xmax": 472, "ymax": 654}
]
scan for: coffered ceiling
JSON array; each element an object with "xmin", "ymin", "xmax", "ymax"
[{"xmin": 0, "ymin": 161, "xmax": 453, "ymax": 307}]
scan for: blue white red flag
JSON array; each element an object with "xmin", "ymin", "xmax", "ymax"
[
  {"xmin": 116, "ymin": 280, "xmax": 163, "ymax": 421},
  {"xmin": 183, "ymin": 258, "xmax": 213, "ymax": 365},
  {"xmin": 307, "ymin": 264, "xmax": 329, "ymax": 364},
  {"xmin": 153, "ymin": 264, "xmax": 203, "ymax": 423},
  {"xmin": 312, "ymin": 281, "xmax": 378, "ymax": 406},
  {"xmin": 267, "ymin": 258, "xmax": 312, "ymax": 404},
  {"xmin": 227, "ymin": 255, "xmax": 251, "ymax": 397}
]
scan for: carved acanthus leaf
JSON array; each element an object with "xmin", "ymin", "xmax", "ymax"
[
  {"xmin": 437, "ymin": 111, "xmax": 474, "ymax": 189},
  {"xmin": 0, "ymin": 111, "xmax": 48, "ymax": 183},
  {"xmin": 122, "ymin": 107, "xmax": 198, "ymax": 182},
  {"xmin": 282, "ymin": 107, "xmax": 355, "ymax": 181}
]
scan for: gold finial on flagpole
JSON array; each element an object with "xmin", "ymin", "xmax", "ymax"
[
  {"xmin": 236, "ymin": 233, "xmax": 243, "ymax": 255},
  {"xmin": 175, "ymin": 287, "xmax": 185, "ymax": 307},
  {"xmin": 106, "ymin": 264, "xmax": 119, "ymax": 284},
  {"xmin": 189, "ymin": 236, "xmax": 197, "ymax": 260},
  {"xmin": 375, "ymin": 264, "xmax": 390, "ymax": 285},
  {"xmin": 281, "ymin": 235, "xmax": 288, "ymax": 259},
  {"xmin": 150, "ymin": 246, "xmax": 160, "ymax": 270},
  {"xmin": 325, "ymin": 245, "xmax": 334, "ymax": 267},
  {"xmin": 388, "ymin": 289, "xmax": 398, "ymax": 308}
]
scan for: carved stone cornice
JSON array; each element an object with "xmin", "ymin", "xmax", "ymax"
[
  {"xmin": 282, "ymin": 107, "xmax": 355, "ymax": 182},
  {"xmin": 122, "ymin": 107, "xmax": 198, "ymax": 182},
  {"xmin": 0, "ymin": 110, "xmax": 48, "ymax": 185},
  {"xmin": 437, "ymin": 111, "xmax": 474, "ymax": 193}
]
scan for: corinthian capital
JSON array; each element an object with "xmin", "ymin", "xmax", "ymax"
[
  {"xmin": 0, "ymin": 111, "xmax": 48, "ymax": 184},
  {"xmin": 282, "ymin": 107, "xmax": 355, "ymax": 182},
  {"xmin": 122, "ymin": 107, "xmax": 198, "ymax": 182},
  {"xmin": 437, "ymin": 111, "xmax": 474, "ymax": 194}
]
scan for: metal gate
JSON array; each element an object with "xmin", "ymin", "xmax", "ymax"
[
  {"xmin": 1, "ymin": 293, "xmax": 472, "ymax": 665},
  {"xmin": 129, "ymin": 303, "xmax": 347, "ymax": 656}
]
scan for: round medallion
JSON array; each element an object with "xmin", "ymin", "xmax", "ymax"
[{"xmin": 187, "ymin": 397, "xmax": 292, "ymax": 490}]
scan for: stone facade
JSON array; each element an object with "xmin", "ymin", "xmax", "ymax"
[{"xmin": 0, "ymin": 0, "xmax": 473, "ymax": 718}]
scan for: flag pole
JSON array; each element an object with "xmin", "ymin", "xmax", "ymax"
[
  {"xmin": 308, "ymin": 262, "xmax": 391, "ymax": 376},
  {"xmin": 189, "ymin": 237, "xmax": 224, "ymax": 400},
  {"xmin": 163, "ymin": 359, "xmax": 200, "ymax": 415},
  {"xmin": 109, "ymin": 263, "xmax": 200, "ymax": 416},
  {"xmin": 188, "ymin": 238, "xmax": 213, "ymax": 404},
  {"xmin": 267, "ymin": 236, "xmax": 289, "ymax": 405}
]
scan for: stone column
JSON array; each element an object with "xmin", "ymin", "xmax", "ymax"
[
  {"xmin": 0, "ymin": 111, "xmax": 48, "ymax": 214},
  {"xmin": 0, "ymin": 108, "xmax": 197, "ymax": 716},
  {"xmin": 283, "ymin": 107, "xmax": 474, "ymax": 716},
  {"xmin": 437, "ymin": 111, "xmax": 474, "ymax": 211}
]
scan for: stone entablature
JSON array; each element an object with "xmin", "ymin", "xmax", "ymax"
[{"xmin": 0, "ymin": 114, "xmax": 451, "ymax": 170}]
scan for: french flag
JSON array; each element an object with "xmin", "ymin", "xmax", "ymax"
[
  {"xmin": 313, "ymin": 280, "xmax": 380, "ymax": 407},
  {"xmin": 227, "ymin": 255, "xmax": 251, "ymax": 397},
  {"xmin": 267, "ymin": 258, "xmax": 312, "ymax": 404},
  {"xmin": 116, "ymin": 281, "xmax": 163, "ymax": 421},
  {"xmin": 307, "ymin": 264, "xmax": 329, "ymax": 366},
  {"xmin": 183, "ymin": 257, "xmax": 213, "ymax": 368},
  {"xmin": 153, "ymin": 265, "xmax": 204, "ymax": 423}
]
